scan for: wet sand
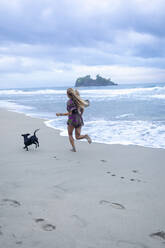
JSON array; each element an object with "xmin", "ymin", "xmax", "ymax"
[{"xmin": 0, "ymin": 108, "xmax": 165, "ymax": 248}]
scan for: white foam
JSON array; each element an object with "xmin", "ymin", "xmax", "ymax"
[
  {"xmin": 151, "ymin": 94, "xmax": 165, "ymax": 99},
  {"xmin": 116, "ymin": 113, "xmax": 134, "ymax": 119},
  {"xmin": 45, "ymin": 118, "xmax": 165, "ymax": 149},
  {"xmin": 85, "ymin": 120, "xmax": 165, "ymax": 149},
  {"xmin": 0, "ymin": 100, "xmax": 34, "ymax": 112},
  {"xmin": 0, "ymin": 85, "xmax": 165, "ymax": 99},
  {"xmin": 45, "ymin": 118, "xmax": 68, "ymax": 136},
  {"xmin": 0, "ymin": 89, "xmax": 66, "ymax": 95},
  {"xmin": 80, "ymin": 86, "xmax": 165, "ymax": 98}
]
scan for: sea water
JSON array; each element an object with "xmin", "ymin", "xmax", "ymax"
[{"xmin": 0, "ymin": 83, "xmax": 165, "ymax": 149}]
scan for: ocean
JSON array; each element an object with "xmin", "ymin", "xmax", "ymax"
[{"xmin": 0, "ymin": 83, "xmax": 165, "ymax": 149}]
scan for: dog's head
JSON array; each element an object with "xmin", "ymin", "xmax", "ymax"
[{"xmin": 21, "ymin": 133, "xmax": 30, "ymax": 138}]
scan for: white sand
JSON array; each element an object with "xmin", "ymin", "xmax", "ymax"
[{"xmin": 0, "ymin": 108, "xmax": 165, "ymax": 248}]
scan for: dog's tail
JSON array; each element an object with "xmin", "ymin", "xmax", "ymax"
[{"xmin": 34, "ymin": 129, "xmax": 40, "ymax": 136}]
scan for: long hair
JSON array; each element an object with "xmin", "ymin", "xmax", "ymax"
[{"xmin": 67, "ymin": 88, "xmax": 89, "ymax": 108}]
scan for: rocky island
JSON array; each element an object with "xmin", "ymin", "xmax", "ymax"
[{"xmin": 75, "ymin": 75, "xmax": 117, "ymax": 87}]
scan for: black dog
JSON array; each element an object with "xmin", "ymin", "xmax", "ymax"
[{"xmin": 22, "ymin": 129, "xmax": 40, "ymax": 151}]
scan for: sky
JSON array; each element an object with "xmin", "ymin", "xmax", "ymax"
[{"xmin": 0, "ymin": 0, "xmax": 165, "ymax": 88}]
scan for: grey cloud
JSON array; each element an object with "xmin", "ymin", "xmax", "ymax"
[
  {"xmin": 0, "ymin": 0, "xmax": 164, "ymax": 46},
  {"xmin": 0, "ymin": 0, "xmax": 165, "ymax": 82}
]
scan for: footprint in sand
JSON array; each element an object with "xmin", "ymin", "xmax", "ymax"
[
  {"xmin": 99, "ymin": 200, "xmax": 125, "ymax": 210},
  {"xmin": 100, "ymin": 159, "xmax": 107, "ymax": 163},
  {"xmin": 116, "ymin": 240, "xmax": 149, "ymax": 248},
  {"xmin": 53, "ymin": 156, "xmax": 60, "ymax": 160},
  {"xmin": 1, "ymin": 199, "xmax": 21, "ymax": 207},
  {"xmin": 106, "ymin": 174, "xmax": 141, "ymax": 183},
  {"xmin": 150, "ymin": 231, "xmax": 165, "ymax": 240},
  {"xmin": 12, "ymin": 233, "xmax": 23, "ymax": 245},
  {"xmin": 35, "ymin": 218, "xmax": 56, "ymax": 231},
  {"xmin": 71, "ymin": 215, "xmax": 87, "ymax": 228},
  {"xmin": 132, "ymin": 170, "xmax": 139, "ymax": 173},
  {"xmin": 107, "ymin": 173, "xmax": 125, "ymax": 180},
  {"xmin": 130, "ymin": 178, "xmax": 143, "ymax": 183},
  {"xmin": 35, "ymin": 218, "xmax": 45, "ymax": 223},
  {"xmin": 15, "ymin": 241, "xmax": 23, "ymax": 245},
  {"xmin": 42, "ymin": 224, "xmax": 56, "ymax": 231}
]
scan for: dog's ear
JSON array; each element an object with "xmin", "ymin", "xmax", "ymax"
[{"xmin": 27, "ymin": 133, "xmax": 30, "ymax": 136}]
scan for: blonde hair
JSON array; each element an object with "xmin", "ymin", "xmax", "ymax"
[
  {"xmin": 75, "ymin": 89, "xmax": 80, "ymax": 96},
  {"xmin": 67, "ymin": 88, "xmax": 89, "ymax": 108}
]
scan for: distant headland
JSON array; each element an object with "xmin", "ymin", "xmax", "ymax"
[{"xmin": 75, "ymin": 75, "xmax": 117, "ymax": 87}]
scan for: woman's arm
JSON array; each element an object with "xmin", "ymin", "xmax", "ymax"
[
  {"xmin": 56, "ymin": 112, "xmax": 70, "ymax": 116},
  {"xmin": 80, "ymin": 108, "xmax": 84, "ymax": 115}
]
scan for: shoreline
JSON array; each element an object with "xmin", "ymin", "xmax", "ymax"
[
  {"xmin": 1, "ymin": 104, "xmax": 165, "ymax": 150},
  {"xmin": 0, "ymin": 108, "xmax": 165, "ymax": 248}
]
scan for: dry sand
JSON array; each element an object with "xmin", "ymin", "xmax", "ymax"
[{"xmin": 0, "ymin": 108, "xmax": 165, "ymax": 248}]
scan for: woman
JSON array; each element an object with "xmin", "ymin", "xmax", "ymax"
[{"xmin": 56, "ymin": 88, "xmax": 92, "ymax": 152}]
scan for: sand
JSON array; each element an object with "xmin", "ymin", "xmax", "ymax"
[{"xmin": 0, "ymin": 108, "xmax": 165, "ymax": 248}]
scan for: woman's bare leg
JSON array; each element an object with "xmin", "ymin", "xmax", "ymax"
[
  {"xmin": 67, "ymin": 125, "xmax": 76, "ymax": 152},
  {"xmin": 75, "ymin": 127, "xmax": 92, "ymax": 144}
]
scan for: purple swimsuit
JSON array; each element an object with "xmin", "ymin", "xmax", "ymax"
[{"xmin": 67, "ymin": 99, "xmax": 84, "ymax": 128}]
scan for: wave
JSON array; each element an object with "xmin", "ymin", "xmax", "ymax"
[
  {"xmin": 85, "ymin": 120, "xmax": 165, "ymax": 149},
  {"xmin": 0, "ymin": 89, "xmax": 66, "ymax": 95},
  {"xmin": 45, "ymin": 118, "xmax": 165, "ymax": 149},
  {"xmin": 80, "ymin": 86, "xmax": 165, "ymax": 96},
  {"xmin": 0, "ymin": 100, "xmax": 34, "ymax": 112},
  {"xmin": 151, "ymin": 94, "xmax": 165, "ymax": 99},
  {"xmin": 115, "ymin": 113, "xmax": 134, "ymax": 119},
  {"xmin": 0, "ymin": 85, "xmax": 165, "ymax": 98}
]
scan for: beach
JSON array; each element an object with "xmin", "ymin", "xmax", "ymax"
[{"xmin": 0, "ymin": 108, "xmax": 165, "ymax": 248}]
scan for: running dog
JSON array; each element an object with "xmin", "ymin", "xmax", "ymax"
[{"xmin": 22, "ymin": 129, "xmax": 40, "ymax": 151}]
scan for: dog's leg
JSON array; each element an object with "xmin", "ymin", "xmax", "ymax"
[
  {"xmin": 34, "ymin": 141, "xmax": 39, "ymax": 148},
  {"xmin": 33, "ymin": 141, "xmax": 37, "ymax": 148}
]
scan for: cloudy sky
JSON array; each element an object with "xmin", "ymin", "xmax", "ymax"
[{"xmin": 0, "ymin": 0, "xmax": 165, "ymax": 88}]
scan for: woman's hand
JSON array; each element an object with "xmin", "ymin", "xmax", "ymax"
[{"xmin": 56, "ymin": 112, "xmax": 69, "ymax": 116}]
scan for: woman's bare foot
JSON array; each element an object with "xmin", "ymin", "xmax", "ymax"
[
  {"xmin": 70, "ymin": 147, "xmax": 76, "ymax": 152},
  {"xmin": 86, "ymin": 135, "xmax": 92, "ymax": 144}
]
